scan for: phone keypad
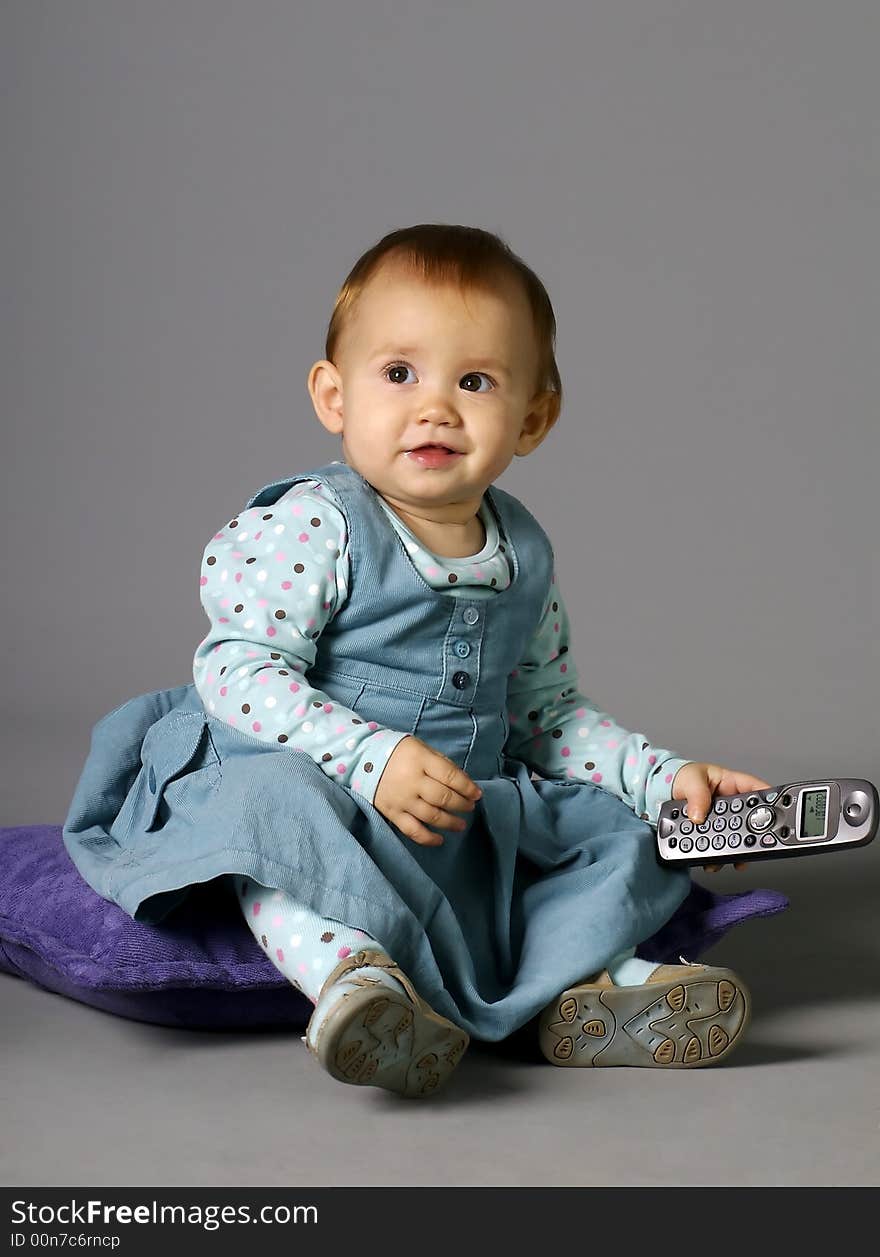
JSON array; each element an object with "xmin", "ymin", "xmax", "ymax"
[{"xmin": 658, "ymin": 789, "xmax": 789, "ymax": 861}]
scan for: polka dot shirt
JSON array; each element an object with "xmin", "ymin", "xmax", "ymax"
[{"xmin": 193, "ymin": 473, "xmax": 688, "ymax": 823}]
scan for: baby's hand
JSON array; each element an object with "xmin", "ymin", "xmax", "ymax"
[
  {"xmin": 671, "ymin": 761, "xmax": 772, "ymax": 873},
  {"xmin": 373, "ymin": 735, "xmax": 482, "ymax": 846}
]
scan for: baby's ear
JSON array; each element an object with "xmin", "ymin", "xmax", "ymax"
[
  {"xmin": 515, "ymin": 391, "xmax": 560, "ymax": 456},
  {"xmin": 308, "ymin": 360, "xmax": 344, "ymax": 434}
]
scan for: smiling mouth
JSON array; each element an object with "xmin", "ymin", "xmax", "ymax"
[{"xmin": 408, "ymin": 444, "xmax": 459, "ymax": 453}]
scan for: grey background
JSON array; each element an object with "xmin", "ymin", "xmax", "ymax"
[{"xmin": 2, "ymin": 0, "xmax": 878, "ymax": 1187}]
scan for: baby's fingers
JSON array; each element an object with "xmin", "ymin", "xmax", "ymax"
[
  {"xmin": 408, "ymin": 795, "xmax": 470, "ymax": 837},
  {"xmin": 424, "ymin": 751, "xmax": 482, "ymax": 806},
  {"xmin": 393, "ymin": 809, "xmax": 447, "ymax": 848},
  {"xmin": 419, "ymin": 773, "xmax": 480, "ymax": 819}
]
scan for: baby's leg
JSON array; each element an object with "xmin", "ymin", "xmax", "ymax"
[
  {"xmin": 231, "ymin": 875, "xmax": 468, "ymax": 1098},
  {"xmin": 605, "ymin": 946, "xmax": 665, "ymax": 985},
  {"xmin": 232, "ymin": 873, "xmax": 383, "ymax": 1004}
]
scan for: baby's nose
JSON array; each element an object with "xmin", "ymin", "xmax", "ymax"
[
  {"xmin": 418, "ymin": 388, "xmax": 462, "ymax": 416},
  {"xmin": 418, "ymin": 402, "xmax": 460, "ymax": 422}
]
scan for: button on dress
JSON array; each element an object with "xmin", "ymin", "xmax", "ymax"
[{"xmin": 63, "ymin": 462, "xmax": 702, "ymax": 1041}]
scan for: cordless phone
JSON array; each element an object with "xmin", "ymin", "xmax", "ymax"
[{"xmin": 656, "ymin": 778, "xmax": 878, "ymax": 867}]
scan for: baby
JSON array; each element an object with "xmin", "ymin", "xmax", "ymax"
[{"xmin": 65, "ymin": 223, "xmax": 773, "ymax": 1099}]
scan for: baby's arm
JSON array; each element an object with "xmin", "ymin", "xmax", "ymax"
[
  {"xmin": 192, "ymin": 482, "xmax": 408, "ymax": 805},
  {"xmin": 504, "ymin": 574, "xmax": 689, "ymax": 825}
]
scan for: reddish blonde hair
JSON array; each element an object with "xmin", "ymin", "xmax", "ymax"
[{"xmin": 324, "ymin": 223, "xmax": 563, "ymax": 416}]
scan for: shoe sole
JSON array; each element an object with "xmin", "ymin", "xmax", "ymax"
[
  {"xmin": 312, "ymin": 984, "xmax": 469, "ymax": 1098},
  {"xmin": 538, "ymin": 968, "xmax": 751, "ymax": 1068}
]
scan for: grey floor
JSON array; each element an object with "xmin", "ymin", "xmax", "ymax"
[{"xmin": 2, "ymin": 730, "xmax": 879, "ymax": 1187}]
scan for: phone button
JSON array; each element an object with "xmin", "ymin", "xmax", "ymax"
[
  {"xmin": 747, "ymin": 805, "xmax": 775, "ymax": 832},
  {"xmin": 765, "ymin": 791, "xmax": 778, "ymax": 802},
  {"xmin": 730, "ymin": 799, "xmax": 744, "ymax": 813},
  {"xmin": 842, "ymin": 789, "xmax": 871, "ymax": 826},
  {"xmin": 679, "ymin": 837, "xmax": 693, "ymax": 853},
  {"xmin": 712, "ymin": 836, "xmax": 726, "ymax": 850},
  {"xmin": 713, "ymin": 800, "xmax": 728, "ymax": 814},
  {"xmin": 679, "ymin": 821, "xmax": 694, "ymax": 835},
  {"xmin": 728, "ymin": 834, "xmax": 742, "ymax": 848},
  {"xmin": 695, "ymin": 836, "xmax": 710, "ymax": 852},
  {"xmin": 760, "ymin": 834, "xmax": 777, "ymax": 847}
]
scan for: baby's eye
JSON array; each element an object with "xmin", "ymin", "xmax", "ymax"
[
  {"xmin": 460, "ymin": 372, "xmax": 494, "ymax": 393},
  {"xmin": 383, "ymin": 363, "xmax": 416, "ymax": 385}
]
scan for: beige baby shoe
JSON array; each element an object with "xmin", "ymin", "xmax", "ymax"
[
  {"xmin": 538, "ymin": 958, "xmax": 751, "ymax": 1068},
  {"xmin": 304, "ymin": 949, "xmax": 469, "ymax": 1098}
]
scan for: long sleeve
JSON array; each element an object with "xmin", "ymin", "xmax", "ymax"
[
  {"xmin": 192, "ymin": 482, "xmax": 409, "ymax": 805},
  {"xmin": 504, "ymin": 574, "xmax": 691, "ymax": 825}
]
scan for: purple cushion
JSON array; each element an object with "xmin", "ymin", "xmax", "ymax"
[
  {"xmin": 0, "ymin": 824, "xmax": 313, "ymax": 1029},
  {"xmin": 0, "ymin": 824, "xmax": 788, "ymax": 1030}
]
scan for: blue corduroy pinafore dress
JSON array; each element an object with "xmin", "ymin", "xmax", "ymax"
[{"xmin": 63, "ymin": 462, "xmax": 692, "ymax": 1040}]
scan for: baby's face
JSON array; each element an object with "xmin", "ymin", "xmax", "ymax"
[{"xmin": 308, "ymin": 262, "xmax": 556, "ymax": 517}]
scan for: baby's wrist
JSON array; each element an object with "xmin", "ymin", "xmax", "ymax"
[
  {"xmin": 345, "ymin": 729, "xmax": 411, "ymax": 805},
  {"xmin": 645, "ymin": 756, "xmax": 692, "ymax": 825}
]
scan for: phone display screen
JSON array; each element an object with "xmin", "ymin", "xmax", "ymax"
[{"xmin": 799, "ymin": 788, "xmax": 828, "ymax": 839}]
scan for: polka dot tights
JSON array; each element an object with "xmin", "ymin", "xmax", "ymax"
[{"xmin": 232, "ymin": 875, "xmax": 389, "ymax": 1004}]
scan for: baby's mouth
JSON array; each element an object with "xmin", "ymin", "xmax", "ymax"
[{"xmin": 405, "ymin": 445, "xmax": 463, "ymax": 465}]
